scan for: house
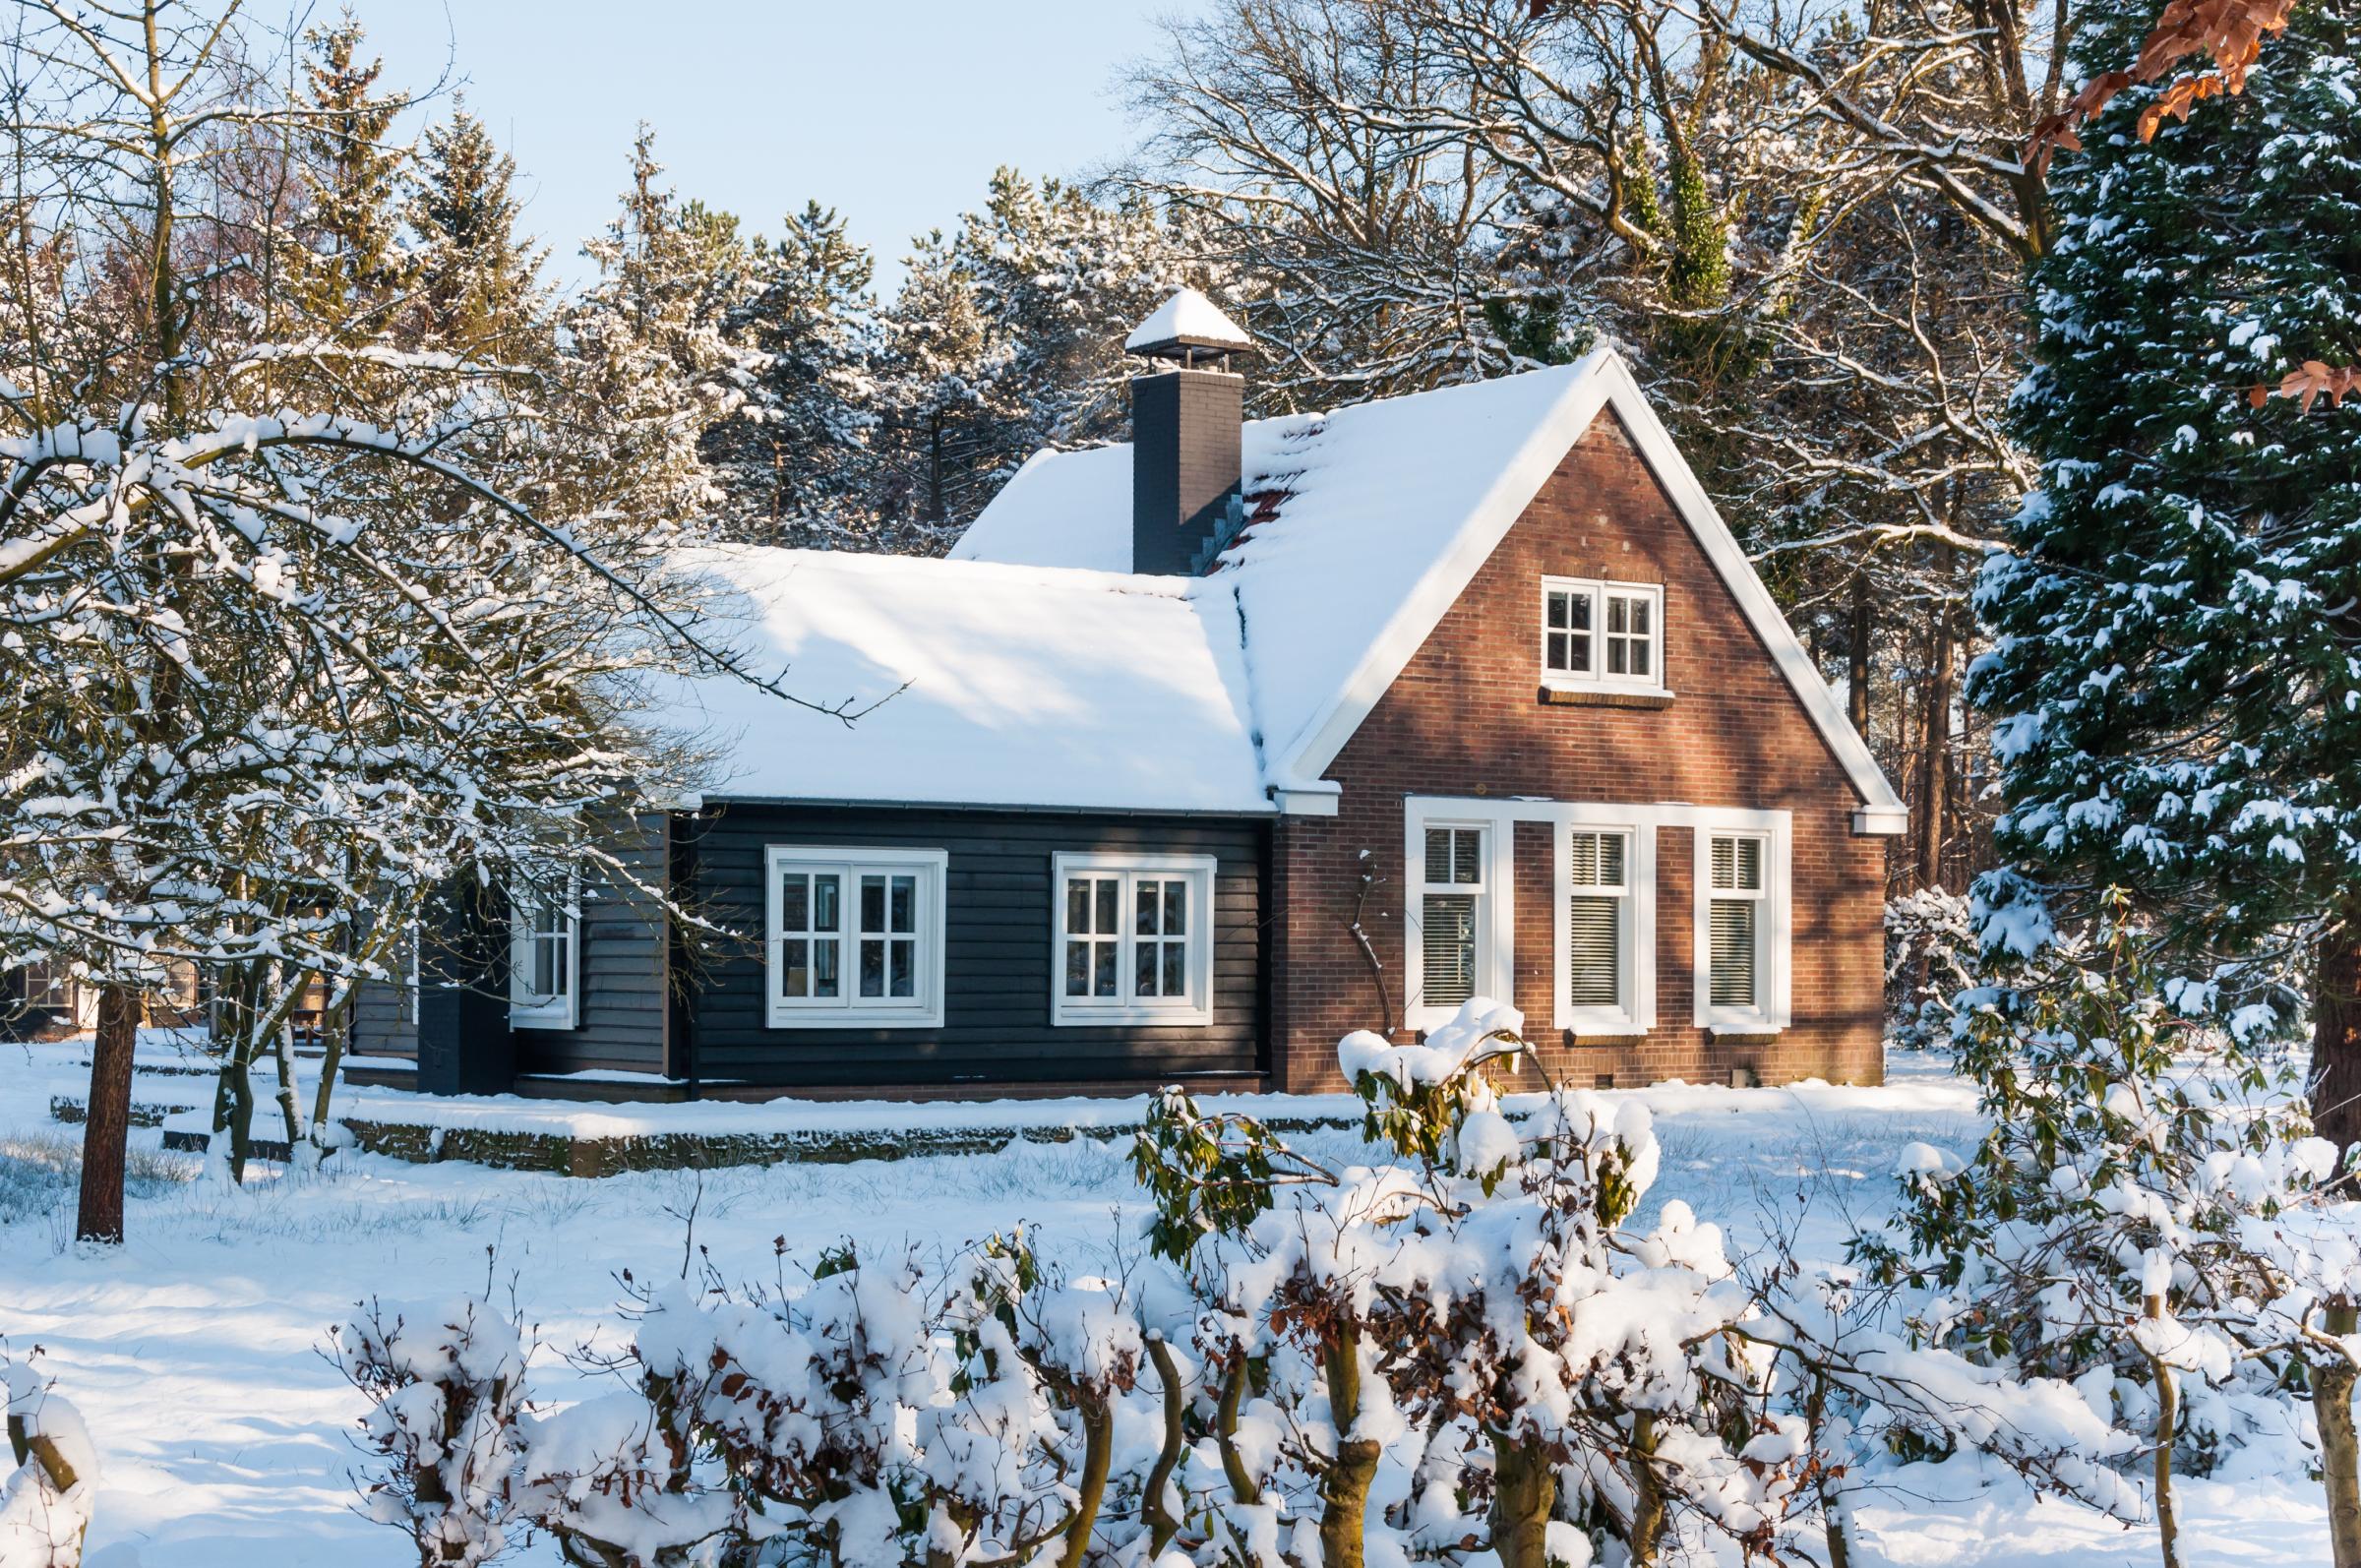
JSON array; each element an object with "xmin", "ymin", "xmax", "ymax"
[{"xmin": 349, "ymin": 291, "xmax": 1905, "ymax": 1101}]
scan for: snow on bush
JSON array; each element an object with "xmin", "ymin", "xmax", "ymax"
[
  {"xmin": 1, "ymin": 1353, "xmax": 98, "ymax": 1568},
  {"xmin": 328, "ymin": 994, "xmax": 2360, "ymax": 1568}
]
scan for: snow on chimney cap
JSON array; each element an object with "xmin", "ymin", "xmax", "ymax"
[{"xmin": 1125, "ymin": 287, "xmax": 1255, "ymax": 362}]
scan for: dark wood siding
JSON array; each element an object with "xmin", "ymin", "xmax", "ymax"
[
  {"xmin": 349, "ymin": 966, "xmax": 417, "ymax": 1062},
  {"xmin": 683, "ymin": 804, "xmax": 1270, "ymax": 1090},
  {"xmin": 512, "ymin": 814, "xmax": 671, "ymax": 1078}
]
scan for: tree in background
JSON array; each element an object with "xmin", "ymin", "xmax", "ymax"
[
  {"xmin": 408, "ymin": 98, "xmax": 546, "ymax": 359},
  {"xmin": 280, "ymin": 11, "xmax": 413, "ymax": 345},
  {"xmin": 1969, "ymin": 0, "xmax": 2361, "ymax": 1154},
  {"xmin": 699, "ymin": 201, "xmax": 879, "ymax": 544}
]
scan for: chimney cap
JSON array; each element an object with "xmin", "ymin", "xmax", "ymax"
[{"xmin": 1125, "ymin": 287, "xmax": 1255, "ymax": 364}]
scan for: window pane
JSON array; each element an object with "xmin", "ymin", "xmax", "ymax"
[
  {"xmin": 889, "ymin": 874, "xmax": 916, "ymax": 934},
  {"xmin": 1423, "ymin": 893, "xmax": 1477, "ymax": 1007},
  {"xmin": 1424, "ymin": 828, "xmax": 1454, "ymax": 884},
  {"xmin": 1546, "ymin": 632, "xmax": 1568, "ymax": 671},
  {"xmin": 860, "ymin": 936, "xmax": 883, "ymax": 997},
  {"xmin": 1164, "ymin": 880, "xmax": 1185, "ymax": 935},
  {"xmin": 1067, "ymin": 879, "xmax": 1090, "ymax": 935},
  {"xmin": 780, "ymin": 874, "xmax": 809, "ymax": 935},
  {"xmin": 1162, "ymin": 940, "xmax": 1186, "ymax": 998},
  {"xmin": 1607, "ymin": 636, "xmax": 1628, "ymax": 676},
  {"xmin": 781, "ymin": 938, "xmax": 810, "ymax": 997},
  {"xmin": 1567, "ymin": 831, "xmax": 1600, "ymax": 885},
  {"xmin": 1568, "ymin": 631, "xmax": 1591, "ymax": 672},
  {"xmin": 1136, "ymin": 879, "xmax": 1159, "ymax": 936},
  {"xmin": 1065, "ymin": 939, "xmax": 1090, "ymax": 996},
  {"xmin": 1094, "ymin": 878, "xmax": 1118, "ymax": 935},
  {"xmin": 529, "ymin": 935, "xmax": 558, "ymax": 997},
  {"xmin": 1568, "ymin": 894, "xmax": 1620, "ymax": 1008},
  {"xmin": 1546, "ymin": 591, "xmax": 1568, "ymax": 630},
  {"xmin": 814, "ymin": 937, "xmax": 839, "ymax": 997},
  {"xmin": 1631, "ymin": 638, "xmax": 1651, "ymax": 677},
  {"xmin": 1094, "ymin": 941, "xmax": 1118, "ymax": 997},
  {"xmin": 1600, "ymin": 832, "xmax": 1626, "ymax": 888},
  {"xmin": 1711, "ymin": 836, "xmax": 1735, "ymax": 890},
  {"xmin": 1568, "ymin": 593, "xmax": 1591, "ymax": 630},
  {"xmin": 1454, "ymin": 828, "xmax": 1483, "ymax": 884},
  {"xmin": 1711, "ymin": 900, "xmax": 1757, "ymax": 1007},
  {"xmin": 1735, "ymin": 837, "xmax": 1763, "ymax": 891},
  {"xmin": 1630, "ymin": 597, "xmax": 1651, "ymax": 634},
  {"xmin": 1136, "ymin": 939, "xmax": 1158, "ymax": 995},
  {"xmin": 889, "ymin": 938, "xmax": 913, "ymax": 997},
  {"xmin": 814, "ymin": 874, "xmax": 840, "ymax": 932},
  {"xmin": 1607, "ymin": 595, "xmax": 1627, "ymax": 634},
  {"xmin": 859, "ymin": 875, "xmax": 884, "ymax": 936}
]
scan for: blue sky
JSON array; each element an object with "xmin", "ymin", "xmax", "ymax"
[{"xmin": 362, "ymin": 0, "xmax": 1193, "ymax": 294}]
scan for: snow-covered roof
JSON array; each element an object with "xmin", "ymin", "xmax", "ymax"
[
  {"xmin": 660, "ymin": 548, "xmax": 1270, "ymax": 814},
  {"xmin": 1124, "ymin": 287, "xmax": 1255, "ymax": 356},
  {"xmin": 956, "ymin": 349, "xmax": 1908, "ymax": 828}
]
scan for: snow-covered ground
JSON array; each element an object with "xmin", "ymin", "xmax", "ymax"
[{"xmin": 0, "ymin": 1040, "xmax": 2328, "ymax": 1566}]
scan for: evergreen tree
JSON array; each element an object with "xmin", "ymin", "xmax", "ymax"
[
  {"xmin": 407, "ymin": 99, "xmax": 544, "ymax": 359},
  {"xmin": 702, "ymin": 201, "xmax": 879, "ymax": 543},
  {"xmin": 1969, "ymin": 0, "xmax": 2361, "ymax": 1155},
  {"xmin": 559, "ymin": 127, "xmax": 750, "ymax": 530},
  {"xmin": 870, "ymin": 226, "xmax": 999, "ymax": 548},
  {"xmin": 282, "ymin": 11, "xmax": 411, "ymax": 342}
]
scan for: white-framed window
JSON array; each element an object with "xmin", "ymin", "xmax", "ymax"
[
  {"xmin": 1409, "ymin": 817, "xmax": 1510, "ymax": 1027},
  {"xmin": 1051, "ymin": 853, "xmax": 1216, "ymax": 1026},
  {"xmin": 1694, "ymin": 823, "xmax": 1790, "ymax": 1033},
  {"xmin": 766, "ymin": 846, "xmax": 947, "ymax": 1029},
  {"xmin": 1542, "ymin": 577, "xmax": 1666, "ymax": 694},
  {"xmin": 510, "ymin": 871, "xmax": 580, "ymax": 1029},
  {"xmin": 1555, "ymin": 820, "xmax": 1656, "ymax": 1035}
]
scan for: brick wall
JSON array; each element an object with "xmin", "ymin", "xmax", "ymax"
[{"xmin": 1269, "ymin": 410, "xmax": 1888, "ymax": 1091}]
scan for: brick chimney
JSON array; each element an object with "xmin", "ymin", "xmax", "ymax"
[{"xmin": 1126, "ymin": 288, "xmax": 1255, "ymax": 575}]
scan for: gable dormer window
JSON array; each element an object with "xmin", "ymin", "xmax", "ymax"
[{"xmin": 1542, "ymin": 577, "xmax": 1666, "ymax": 695}]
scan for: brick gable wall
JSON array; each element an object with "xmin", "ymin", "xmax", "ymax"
[{"xmin": 1268, "ymin": 410, "xmax": 1887, "ymax": 1091}]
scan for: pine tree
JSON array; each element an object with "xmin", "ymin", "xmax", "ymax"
[
  {"xmin": 282, "ymin": 11, "xmax": 411, "ymax": 342},
  {"xmin": 1970, "ymin": 0, "xmax": 2361, "ymax": 1155},
  {"xmin": 702, "ymin": 201, "xmax": 878, "ymax": 543},
  {"xmin": 871, "ymin": 227, "xmax": 998, "ymax": 547},
  {"xmin": 559, "ymin": 127, "xmax": 749, "ymax": 532},
  {"xmin": 407, "ymin": 99, "xmax": 544, "ymax": 359}
]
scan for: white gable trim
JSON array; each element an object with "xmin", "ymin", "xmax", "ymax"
[{"xmin": 1272, "ymin": 352, "xmax": 1907, "ymax": 834}]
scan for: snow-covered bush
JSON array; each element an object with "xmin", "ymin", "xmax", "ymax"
[
  {"xmin": 1859, "ymin": 889, "xmax": 2348, "ymax": 1563},
  {"xmin": 1883, "ymin": 888, "xmax": 1981, "ymax": 1050},
  {"xmin": 332, "ymin": 1297, "xmax": 528, "ymax": 1567},
  {"xmin": 1, "ymin": 1353, "xmax": 98, "ymax": 1568}
]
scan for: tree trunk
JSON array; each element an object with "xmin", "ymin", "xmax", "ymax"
[
  {"xmin": 272, "ymin": 1010, "xmax": 303, "ymax": 1147},
  {"xmin": 1489, "ymin": 1432, "xmax": 1554, "ymax": 1568},
  {"xmin": 1807, "ymin": 1372, "xmax": 1853, "ymax": 1568},
  {"xmin": 1917, "ymin": 589, "xmax": 1955, "ymax": 893},
  {"xmin": 2320, "ymin": 1300, "xmax": 2361, "ymax": 1568},
  {"xmin": 2313, "ymin": 921, "xmax": 2361, "ymax": 1175},
  {"xmin": 1059, "ymin": 1392, "xmax": 1113, "ymax": 1568},
  {"xmin": 75, "ymin": 984, "xmax": 142, "ymax": 1243},
  {"xmin": 1217, "ymin": 1356, "xmax": 1261, "ymax": 1503},
  {"xmin": 1143, "ymin": 1337, "xmax": 1187, "ymax": 1555},
  {"xmin": 1629, "ymin": 1410, "xmax": 1666, "ymax": 1566},
  {"xmin": 2143, "ymin": 1288, "xmax": 2182, "ymax": 1568},
  {"xmin": 1319, "ymin": 1327, "xmax": 1382, "ymax": 1568},
  {"xmin": 1848, "ymin": 569, "xmax": 1872, "ymax": 740}
]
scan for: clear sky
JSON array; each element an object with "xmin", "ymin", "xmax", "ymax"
[{"xmin": 360, "ymin": 0, "xmax": 1193, "ymax": 295}]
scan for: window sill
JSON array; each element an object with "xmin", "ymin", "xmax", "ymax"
[
  {"xmin": 767, "ymin": 1006, "xmax": 944, "ymax": 1030},
  {"xmin": 1053, "ymin": 1005, "xmax": 1213, "ymax": 1029},
  {"xmin": 1705, "ymin": 1017, "xmax": 1785, "ymax": 1039},
  {"xmin": 1556, "ymin": 1012, "xmax": 1651, "ymax": 1039},
  {"xmin": 510, "ymin": 1003, "xmax": 576, "ymax": 1031},
  {"xmin": 1539, "ymin": 683, "xmax": 1675, "ymax": 709}
]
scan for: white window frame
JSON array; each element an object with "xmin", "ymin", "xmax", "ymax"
[
  {"xmin": 1540, "ymin": 576, "xmax": 1669, "ymax": 696},
  {"xmin": 1692, "ymin": 818, "xmax": 1791, "ymax": 1034},
  {"xmin": 1050, "ymin": 853, "xmax": 1217, "ymax": 1027},
  {"xmin": 509, "ymin": 870, "xmax": 580, "ymax": 1030},
  {"xmin": 765, "ymin": 846, "xmax": 947, "ymax": 1029},
  {"xmin": 1404, "ymin": 809, "xmax": 1516, "ymax": 1031},
  {"xmin": 1553, "ymin": 813, "xmax": 1657, "ymax": 1036}
]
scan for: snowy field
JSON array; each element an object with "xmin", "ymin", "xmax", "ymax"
[{"xmin": 0, "ymin": 1043, "xmax": 2326, "ymax": 1566}]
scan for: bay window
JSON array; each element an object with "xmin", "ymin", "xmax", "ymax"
[{"xmin": 1052, "ymin": 853, "xmax": 1215, "ymax": 1025}]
